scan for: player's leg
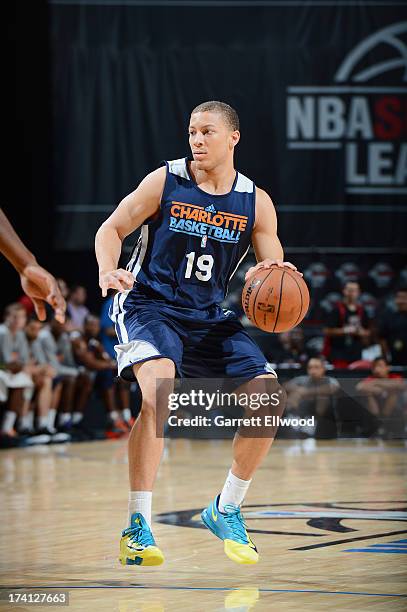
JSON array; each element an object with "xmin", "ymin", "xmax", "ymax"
[
  {"xmin": 128, "ymin": 357, "xmax": 175, "ymax": 493},
  {"xmin": 229, "ymin": 373, "xmax": 282, "ymax": 481},
  {"xmin": 198, "ymin": 318, "xmax": 285, "ymax": 564},
  {"xmin": 112, "ymin": 297, "xmax": 184, "ymax": 566},
  {"xmin": 202, "ymin": 373, "xmax": 284, "ymax": 565},
  {"xmin": 120, "ymin": 357, "xmax": 174, "ymax": 567}
]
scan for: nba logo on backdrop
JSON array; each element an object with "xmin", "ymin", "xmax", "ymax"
[{"xmin": 286, "ymin": 22, "xmax": 407, "ymax": 196}]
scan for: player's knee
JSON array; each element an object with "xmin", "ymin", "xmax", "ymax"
[
  {"xmin": 133, "ymin": 357, "xmax": 175, "ymax": 382},
  {"xmin": 136, "ymin": 358, "xmax": 175, "ymax": 417}
]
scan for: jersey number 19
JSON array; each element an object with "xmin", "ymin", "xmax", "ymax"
[{"xmin": 184, "ymin": 251, "xmax": 214, "ymax": 281}]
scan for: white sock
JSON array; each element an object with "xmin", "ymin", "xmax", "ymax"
[
  {"xmin": 48, "ymin": 409, "xmax": 57, "ymax": 430},
  {"xmin": 128, "ymin": 491, "xmax": 152, "ymax": 528},
  {"xmin": 59, "ymin": 413, "xmax": 71, "ymax": 426},
  {"xmin": 38, "ymin": 415, "xmax": 49, "ymax": 430},
  {"xmin": 122, "ymin": 408, "xmax": 132, "ymax": 422},
  {"xmin": 219, "ymin": 470, "xmax": 252, "ymax": 513},
  {"xmin": 72, "ymin": 412, "xmax": 83, "ymax": 425},
  {"xmin": 20, "ymin": 412, "xmax": 33, "ymax": 430},
  {"xmin": 1, "ymin": 410, "xmax": 17, "ymax": 433},
  {"xmin": 109, "ymin": 410, "xmax": 120, "ymax": 421}
]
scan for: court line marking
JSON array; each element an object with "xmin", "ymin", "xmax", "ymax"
[
  {"xmin": 292, "ymin": 529, "xmax": 407, "ymax": 551},
  {"xmin": 2, "ymin": 585, "xmax": 406, "ymax": 597},
  {"xmin": 345, "ymin": 548, "xmax": 407, "ymax": 553}
]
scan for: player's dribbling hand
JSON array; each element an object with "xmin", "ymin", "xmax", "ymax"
[
  {"xmin": 99, "ymin": 269, "xmax": 134, "ymax": 297},
  {"xmin": 244, "ymin": 259, "xmax": 303, "ymax": 282}
]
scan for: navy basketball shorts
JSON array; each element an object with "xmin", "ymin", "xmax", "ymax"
[{"xmin": 110, "ymin": 289, "xmax": 276, "ymax": 382}]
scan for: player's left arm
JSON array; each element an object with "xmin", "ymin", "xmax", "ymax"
[{"xmin": 245, "ymin": 188, "xmax": 302, "ymax": 281}]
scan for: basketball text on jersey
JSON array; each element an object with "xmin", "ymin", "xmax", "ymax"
[
  {"xmin": 169, "ymin": 201, "xmax": 248, "ymax": 244},
  {"xmin": 119, "ymin": 157, "xmax": 256, "ymax": 310}
]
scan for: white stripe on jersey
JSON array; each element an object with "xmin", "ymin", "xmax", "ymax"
[
  {"xmin": 131, "ymin": 225, "xmax": 149, "ymax": 280},
  {"xmin": 167, "ymin": 158, "xmax": 190, "ymax": 180},
  {"xmin": 234, "ymin": 173, "xmax": 254, "ymax": 193},
  {"xmin": 229, "ymin": 245, "xmax": 250, "ymax": 283}
]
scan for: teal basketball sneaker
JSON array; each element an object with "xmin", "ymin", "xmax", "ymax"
[
  {"xmin": 119, "ymin": 512, "xmax": 164, "ymax": 566},
  {"xmin": 201, "ymin": 495, "xmax": 259, "ymax": 564}
]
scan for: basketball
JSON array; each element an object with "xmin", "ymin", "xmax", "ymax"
[{"xmin": 242, "ymin": 265, "xmax": 310, "ymax": 333}]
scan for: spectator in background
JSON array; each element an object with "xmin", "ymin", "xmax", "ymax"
[
  {"xmin": 39, "ymin": 317, "xmax": 80, "ymax": 432},
  {"xmin": 323, "ymin": 281, "xmax": 371, "ymax": 368},
  {"xmin": 285, "ymin": 357, "xmax": 340, "ymax": 438},
  {"xmin": 66, "ymin": 285, "xmax": 89, "ymax": 332},
  {"xmin": 0, "ymin": 304, "xmax": 34, "ymax": 445},
  {"xmin": 45, "ymin": 317, "xmax": 96, "ymax": 439},
  {"xmin": 71, "ymin": 314, "xmax": 130, "ymax": 436},
  {"xmin": 356, "ymin": 357, "xmax": 406, "ymax": 437},
  {"xmin": 24, "ymin": 318, "xmax": 69, "ymax": 443},
  {"xmin": 379, "ymin": 287, "xmax": 407, "ymax": 367},
  {"xmin": 271, "ymin": 328, "xmax": 317, "ymax": 366},
  {"xmin": 18, "ymin": 293, "xmax": 35, "ymax": 318}
]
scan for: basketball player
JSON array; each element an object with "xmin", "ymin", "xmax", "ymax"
[
  {"xmin": 95, "ymin": 101, "xmax": 302, "ymax": 566},
  {"xmin": 0, "ymin": 208, "xmax": 66, "ymax": 323}
]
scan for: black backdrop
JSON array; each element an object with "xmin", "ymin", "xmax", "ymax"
[{"xmin": 3, "ymin": 1, "xmax": 407, "ymax": 311}]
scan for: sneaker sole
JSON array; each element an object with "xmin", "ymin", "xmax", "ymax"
[
  {"xmin": 119, "ymin": 553, "xmax": 164, "ymax": 567},
  {"xmin": 202, "ymin": 509, "xmax": 259, "ymax": 565}
]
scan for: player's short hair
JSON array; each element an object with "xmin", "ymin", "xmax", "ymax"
[{"xmin": 191, "ymin": 101, "xmax": 240, "ymax": 131}]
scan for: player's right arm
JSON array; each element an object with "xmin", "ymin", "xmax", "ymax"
[{"xmin": 95, "ymin": 167, "xmax": 166, "ymax": 296}]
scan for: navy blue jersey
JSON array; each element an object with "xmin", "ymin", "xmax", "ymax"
[{"xmin": 126, "ymin": 157, "xmax": 255, "ymax": 310}]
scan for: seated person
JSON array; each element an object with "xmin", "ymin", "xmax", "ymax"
[
  {"xmin": 39, "ymin": 317, "xmax": 82, "ymax": 431},
  {"xmin": 272, "ymin": 328, "xmax": 317, "ymax": 366},
  {"xmin": 356, "ymin": 356, "xmax": 406, "ymax": 437},
  {"xmin": 71, "ymin": 315, "xmax": 131, "ymax": 435},
  {"xmin": 378, "ymin": 287, "xmax": 407, "ymax": 367},
  {"xmin": 24, "ymin": 318, "xmax": 69, "ymax": 443},
  {"xmin": 285, "ymin": 357, "xmax": 340, "ymax": 438},
  {"xmin": 323, "ymin": 281, "xmax": 370, "ymax": 368},
  {"xmin": 0, "ymin": 304, "xmax": 34, "ymax": 445}
]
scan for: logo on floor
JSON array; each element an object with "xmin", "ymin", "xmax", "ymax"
[{"xmin": 155, "ymin": 501, "xmax": 407, "ymax": 551}]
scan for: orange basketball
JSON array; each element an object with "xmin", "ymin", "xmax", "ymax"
[{"xmin": 242, "ymin": 265, "xmax": 310, "ymax": 333}]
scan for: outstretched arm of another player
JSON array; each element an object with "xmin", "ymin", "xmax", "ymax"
[
  {"xmin": 95, "ymin": 167, "xmax": 166, "ymax": 296},
  {"xmin": 0, "ymin": 208, "xmax": 66, "ymax": 323},
  {"xmin": 245, "ymin": 188, "xmax": 302, "ymax": 281}
]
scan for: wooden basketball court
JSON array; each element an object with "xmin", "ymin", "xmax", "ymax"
[{"xmin": 1, "ymin": 438, "xmax": 406, "ymax": 611}]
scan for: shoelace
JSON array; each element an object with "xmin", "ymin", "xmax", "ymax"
[
  {"xmin": 122, "ymin": 524, "xmax": 154, "ymax": 548},
  {"xmin": 222, "ymin": 504, "xmax": 249, "ymax": 542}
]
